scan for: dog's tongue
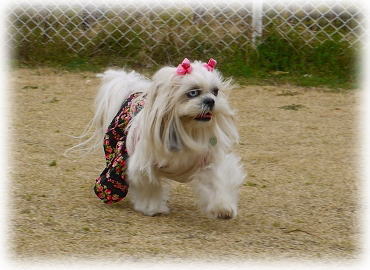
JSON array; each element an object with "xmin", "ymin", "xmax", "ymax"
[
  {"xmin": 203, "ymin": 112, "xmax": 212, "ymax": 119},
  {"xmin": 195, "ymin": 112, "xmax": 213, "ymax": 121}
]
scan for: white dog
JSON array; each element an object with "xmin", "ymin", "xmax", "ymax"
[{"xmin": 76, "ymin": 58, "xmax": 245, "ymax": 219}]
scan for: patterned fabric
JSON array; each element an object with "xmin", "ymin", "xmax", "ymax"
[{"xmin": 94, "ymin": 92, "xmax": 145, "ymax": 204}]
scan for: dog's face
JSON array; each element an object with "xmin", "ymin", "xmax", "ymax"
[
  {"xmin": 152, "ymin": 61, "xmax": 230, "ymax": 125},
  {"xmin": 176, "ymin": 68, "xmax": 221, "ymax": 123},
  {"xmin": 143, "ymin": 60, "xmax": 235, "ymax": 152}
]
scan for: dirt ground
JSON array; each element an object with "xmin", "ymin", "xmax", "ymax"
[{"xmin": 8, "ymin": 67, "xmax": 360, "ymax": 263}]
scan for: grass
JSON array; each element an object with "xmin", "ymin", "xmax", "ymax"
[
  {"xmin": 245, "ymin": 181, "xmax": 258, "ymax": 187},
  {"xmin": 12, "ymin": 23, "xmax": 359, "ymax": 89},
  {"xmin": 220, "ymin": 32, "xmax": 358, "ymax": 89},
  {"xmin": 278, "ymin": 104, "xmax": 306, "ymax": 111},
  {"xmin": 48, "ymin": 160, "xmax": 57, "ymax": 166}
]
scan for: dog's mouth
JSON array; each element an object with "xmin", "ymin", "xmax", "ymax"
[{"xmin": 194, "ymin": 112, "xmax": 213, "ymax": 122}]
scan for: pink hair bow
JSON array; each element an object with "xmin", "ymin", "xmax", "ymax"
[
  {"xmin": 203, "ymin": 58, "xmax": 217, "ymax": 71},
  {"xmin": 176, "ymin": 58, "xmax": 192, "ymax": 75}
]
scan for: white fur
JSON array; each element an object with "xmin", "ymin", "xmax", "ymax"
[
  {"xmin": 78, "ymin": 60, "xmax": 246, "ymax": 219},
  {"xmin": 66, "ymin": 70, "xmax": 151, "ymax": 153}
]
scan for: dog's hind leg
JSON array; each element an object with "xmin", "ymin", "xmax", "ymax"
[
  {"xmin": 192, "ymin": 153, "xmax": 246, "ymax": 219},
  {"xmin": 127, "ymin": 171, "xmax": 170, "ymax": 216}
]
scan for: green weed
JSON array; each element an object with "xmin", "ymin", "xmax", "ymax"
[
  {"xmin": 245, "ymin": 182, "xmax": 258, "ymax": 187},
  {"xmin": 279, "ymin": 104, "xmax": 306, "ymax": 111},
  {"xmin": 48, "ymin": 160, "xmax": 57, "ymax": 166}
]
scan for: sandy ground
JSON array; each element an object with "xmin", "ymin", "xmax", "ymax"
[{"xmin": 8, "ymin": 67, "xmax": 360, "ymax": 263}]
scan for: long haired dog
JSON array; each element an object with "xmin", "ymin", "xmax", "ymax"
[{"xmin": 76, "ymin": 58, "xmax": 245, "ymax": 219}]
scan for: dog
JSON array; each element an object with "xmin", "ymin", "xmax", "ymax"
[{"xmin": 76, "ymin": 58, "xmax": 246, "ymax": 219}]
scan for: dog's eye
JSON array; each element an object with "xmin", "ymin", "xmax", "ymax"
[
  {"xmin": 186, "ymin": 89, "xmax": 201, "ymax": 98},
  {"xmin": 212, "ymin": 87, "xmax": 219, "ymax": 96}
]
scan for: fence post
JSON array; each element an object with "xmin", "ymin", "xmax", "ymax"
[{"xmin": 252, "ymin": 0, "xmax": 263, "ymax": 46}]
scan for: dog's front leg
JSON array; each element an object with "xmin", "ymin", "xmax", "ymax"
[
  {"xmin": 127, "ymin": 170, "xmax": 170, "ymax": 216},
  {"xmin": 192, "ymin": 153, "xmax": 246, "ymax": 219}
]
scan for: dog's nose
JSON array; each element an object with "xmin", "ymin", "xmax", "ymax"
[{"xmin": 203, "ymin": 98, "xmax": 215, "ymax": 110}]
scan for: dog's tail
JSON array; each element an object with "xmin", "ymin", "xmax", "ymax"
[{"xmin": 65, "ymin": 69, "xmax": 151, "ymax": 155}]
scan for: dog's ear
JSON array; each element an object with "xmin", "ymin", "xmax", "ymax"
[
  {"xmin": 167, "ymin": 120, "xmax": 182, "ymax": 152},
  {"xmin": 205, "ymin": 73, "xmax": 238, "ymax": 149},
  {"xmin": 158, "ymin": 108, "xmax": 183, "ymax": 153},
  {"xmin": 142, "ymin": 66, "xmax": 183, "ymax": 152}
]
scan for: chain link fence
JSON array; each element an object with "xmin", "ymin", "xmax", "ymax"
[{"xmin": 8, "ymin": 0, "xmax": 363, "ymax": 64}]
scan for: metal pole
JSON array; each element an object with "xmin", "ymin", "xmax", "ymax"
[{"xmin": 252, "ymin": 0, "xmax": 263, "ymax": 46}]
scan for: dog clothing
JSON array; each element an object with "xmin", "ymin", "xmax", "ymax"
[{"xmin": 94, "ymin": 92, "xmax": 145, "ymax": 204}]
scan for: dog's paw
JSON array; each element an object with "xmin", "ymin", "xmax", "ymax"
[
  {"xmin": 215, "ymin": 209, "xmax": 234, "ymax": 219},
  {"xmin": 207, "ymin": 205, "xmax": 237, "ymax": 219},
  {"xmin": 133, "ymin": 202, "xmax": 170, "ymax": 217},
  {"xmin": 147, "ymin": 205, "xmax": 170, "ymax": 217}
]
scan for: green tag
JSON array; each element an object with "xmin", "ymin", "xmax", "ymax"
[{"xmin": 209, "ymin": 136, "xmax": 217, "ymax": 146}]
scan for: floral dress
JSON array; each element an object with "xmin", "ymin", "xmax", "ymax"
[{"xmin": 94, "ymin": 92, "xmax": 145, "ymax": 204}]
